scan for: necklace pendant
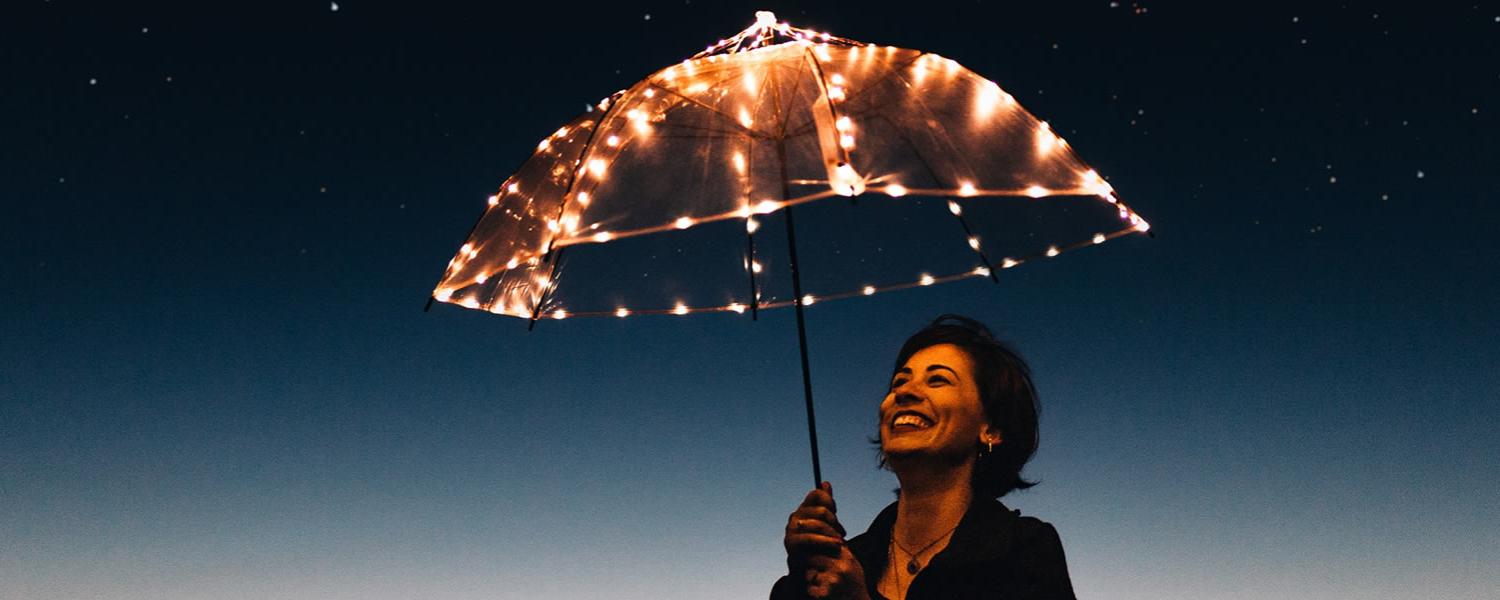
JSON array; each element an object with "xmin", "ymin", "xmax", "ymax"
[{"xmin": 906, "ymin": 559, "xmax": 920, "ymax": 575}]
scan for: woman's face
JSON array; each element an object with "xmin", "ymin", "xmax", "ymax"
[{"xmin": 880, "ymin": 343, "xmax": 998, "ymax": 461}]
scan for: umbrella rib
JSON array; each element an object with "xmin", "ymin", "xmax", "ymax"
[
  {"xmin": 779, "ymin": 52, "xmax": 926, "ymax": 138},
  {"xmin": 652, "ymin": 79, "xmax": 766, "ymax": 139}
]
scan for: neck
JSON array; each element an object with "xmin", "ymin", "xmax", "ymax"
[{"xmin": 890, "ymin": 457, "xmax": 973, "ymax": 548}]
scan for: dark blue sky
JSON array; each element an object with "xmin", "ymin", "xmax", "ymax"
[{"xmin": 3, "ymin": 2, "xmax": 1498, "ymax": 598}]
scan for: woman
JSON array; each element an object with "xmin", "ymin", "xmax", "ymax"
[{"xmin": 772, "ymin": 315, "xmax": 1076, "ymax": 600}]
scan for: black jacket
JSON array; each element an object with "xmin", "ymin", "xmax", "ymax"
[{"xmin": 771, "ymin": 498, "xmax": 1076, "ymax": 600}]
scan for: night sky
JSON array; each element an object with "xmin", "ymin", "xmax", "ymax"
[{"xmin": 4, "ymin": 2, "xmax": 1498, "ymax": 599}]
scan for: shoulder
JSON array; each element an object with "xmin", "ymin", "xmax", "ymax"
[
  {"xmin": 1008, "ymin": 514, "xmax": 1069, "ymax": 566},
  {"xmin": 1005, "ymin": 514, "xmax": 1075, "ymax": 598}
]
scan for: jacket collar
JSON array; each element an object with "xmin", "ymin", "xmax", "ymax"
[{"xmin": 849, "ymin": 495, "xmax": 1020, "ymax": 578}]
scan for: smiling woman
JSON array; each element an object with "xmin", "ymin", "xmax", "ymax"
[{"xmin": 773, "ymin": 315, "xmax": 1075, "ymax": 600}]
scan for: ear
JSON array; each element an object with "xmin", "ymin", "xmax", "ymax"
[{"xmin": 979, "ymin": 423, "xmax": 1003, "ymax": 446}]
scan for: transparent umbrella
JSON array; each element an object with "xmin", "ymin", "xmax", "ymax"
[{"xmin": 428, "ymin": 11, "xmax": 1151, "ymax": 485}]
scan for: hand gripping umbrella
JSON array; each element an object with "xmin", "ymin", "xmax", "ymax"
[{"xmin": 427, "ymin": 12, "xmax": 1150, "ymax": 485}]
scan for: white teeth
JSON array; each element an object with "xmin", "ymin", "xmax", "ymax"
[{"xmin": 893, "ymin": 414, "xmax": 930, "ymax": 428}]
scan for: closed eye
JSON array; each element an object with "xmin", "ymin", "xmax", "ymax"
[
  {"xmin": 890, "ymin": 378, "xmax": 909, "ymax": 390},
  {"xmin": 927, "ymin": 376, "xmax": 950, "ymax": 386}
]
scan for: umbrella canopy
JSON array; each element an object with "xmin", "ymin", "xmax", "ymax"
[
  {"xmin": 429, "ymin": 12, "xmax": 1151, "ymax": 485},
  {"xmin": 430, "ymin": 11, "xmax": 1149, "ymax": 321}
]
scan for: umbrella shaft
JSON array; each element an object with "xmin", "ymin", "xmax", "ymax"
[{"xmin": 783, "ymin": 203, "xmax": 823, "ymax": 487}]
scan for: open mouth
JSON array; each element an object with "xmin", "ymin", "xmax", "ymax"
[{"xmin": 890, "ymin": 411, "xmax": 934, "ymax": 432}]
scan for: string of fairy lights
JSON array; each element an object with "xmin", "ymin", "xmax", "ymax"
[{"xmin": 432, "ymin": 11, "xmax": 1151, "ymax": 320}]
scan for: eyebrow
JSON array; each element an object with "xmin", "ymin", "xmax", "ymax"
[{"xmin": 893, "ymin": 364, "xmax": 959, "ymax": 377}]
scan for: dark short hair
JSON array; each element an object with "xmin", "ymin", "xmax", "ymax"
[{"xmin": 885, "ymin": 314, "xmax": 1040, "ymax": 498}]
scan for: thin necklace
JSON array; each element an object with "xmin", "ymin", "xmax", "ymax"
[{"xmin": 891, "ymin": 521, "xmax": 960, "ymax": 575}]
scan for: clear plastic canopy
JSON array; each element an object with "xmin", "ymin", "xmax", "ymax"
[{"xmin": 433, "ymin": 13, "xmax": 1149, "ymax": 320}]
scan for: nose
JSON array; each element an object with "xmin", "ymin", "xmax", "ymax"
[{"xmin": 891, "ymin": 381, "xmax": 922, "ymax": 405}]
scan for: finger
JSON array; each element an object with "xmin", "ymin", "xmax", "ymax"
[
  {"xmin": 791, "ymin": 507, "xmax": 846, "ymax": 538},
  {"xmin": 787, "ymin": 517, "xmax": 843, "ymax": 539},
  {"xmin": 786, "ymin": 533, "xmax": 844, "ymax": 558},
  {"xmin": 800, "ymin": 487, "xmax": 835, "ymax": 511}
]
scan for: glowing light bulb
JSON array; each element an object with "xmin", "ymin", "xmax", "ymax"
[
  {"xmin": 1046, "ymin": 246, "xmax": 1060, "ymax": 257},
  {"xmin": 746, "ymin": 218, "xmax": 759, "ymax": 233},
  {"xmin": 554, "ymin": 126, "xmax": 569, "ymax": 138},
  {"xmin": 592, "ymin": 231, "xmax": 613, "ymax": 242},
  {"xmin": 644, "ymin": 88, "xmax": 657, "ymax": 98},
  {"xmin": 508, "ymin": 183, "xmax": 520, "ymax": 193},
  {"xmin": 754, "ymin": 200, "xmax": 780, "ymax": 214},
  {"xmin": 1002, "ymin": 258, "xmax": 1018, "ymax": 269},
  {"xmin": 738, "ymin": 108, "xmax": 754, "ymax": 128},
  {"xmin": 948, "ymin": 201, "xmax": 963, "ymax": 216},
  {"xmin": 546, "ymin": 219, "xmax": 560, "ymax": 232},
  {"xmin": 487, "ymin": 195, "xmax": 498, "ymax": 206},
  {"xmin": 552, "ymin": 309, "xmax": 567, "ymax": 320},
  {"xmin": 835, "ymin": 116, "xmax": 852, "ymax": 131},
  {"xmin": 460, "ymin": 298, "xmax": 480, "ymax": 309},
  {"xmin": 752, "ymin": 261, "xmax": 763, "ymax": 274},
  {"xmin": 862, "ymin": 285, "xmax": 876, "ymax": 295},
  {"xmin": 958, "ymin": 182, "xmax": 977, "ymax": 196},
  {"xmin": 675, "ymin": 217, "xmax": 694, "ymax": 229},
  {"xmin": 827, "ymin": 86, "xmax": 845, "ymax": 101},
  {"xmin": 505, "ymin": 257, "xmax": 519, "ymax": 269},
  {"xmin": 968, "ymin": 236, "xmax": 980, "ymax": 249},
  {"xmin": 756, "ymin": 11, "xmax": 776, "ymax": 27},
  {"xmin": 576, "ymin": 191, "xmax": 590, "ymax": 206},
  {"xmin": 460, "ymin": 243, "xmax": 473, "ymax": 254},
  {"xmin": 728, "ymin": 303, "xmax": 746, "ymax": 314},
  {"xmin": 920, "ymin": 274, "xmax": 935, "ymax": 286},
  {"xmin": 1025, "ymin": 185, "xmax": 1049, "ymax": 198},
  {"xmin": 1093, "ymin": 233, "xmax": 1107, "ymax": 244},
  {"xmin": 830, "ymin": 73, "xmax": 845, "ymax": 85},
  {"xmin": 801, "ymin": 294, "xmax": 816, "ymax": 306},
  {"xmin": 832, "ymin": 163, "xmax": 865, "ymax": 196},
  {"xmin": 673, "ymin": 303, "xmax": 689, "ymax": 315},
  {"xmin": 615, "ymin": 307, "xmax": 630, "ymax": 318},
  {"xmin": 885, "ymin": 184, "xmax": 908, "ymax": 197},
  {"xmin": 839, "ymin": 134, "xmax": 856, "ymax": 150},
  {"xmin": 474, "ymin": 273, "xmax": 488, "ymax": 284},
  {"xmin": 588, "ymin": 159, "xmax": 607, "ymax": 177},
  {"xmin": 606, "ymin": 135, "xmax": 620, "ymax": 147},
  {"xmin": 1035, "ymin": 122, "xmax": 1057, "ymax": 154},
  {"xmin": 434, "ymin": 289, "xmax": 453, "ymax": 302},
  {"xmin": 974, "ymin": 266, "xmax": 991, "ymax": 277},
  {"xmin": 1134, "ymin": 219, "xmax": 1151, "ymax": 232},
  {"xmin": 537, "ymin": 138, "xmax": 551, "ymax": 151},
  {"xmin": 732, "ymin": 151, "xmax": 746, "ymax": 174}
]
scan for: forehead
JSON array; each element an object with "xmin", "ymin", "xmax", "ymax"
[{"xmin": 899, "ymin": 343, "xmax": 974, "ymax": 374}]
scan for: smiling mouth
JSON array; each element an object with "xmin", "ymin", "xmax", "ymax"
[{"xmin": 890, "ymin": 411, "xmax": 934, "ymax": 431}]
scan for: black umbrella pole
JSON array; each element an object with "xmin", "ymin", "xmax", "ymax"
[{"xmin": 782, "ymin": 204, "xmax": 823, "ymax": 487}]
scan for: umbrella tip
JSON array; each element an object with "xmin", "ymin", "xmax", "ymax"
[{"xmin": 755, "ymin": 11, "xmax": 777, "ymax": 27}]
